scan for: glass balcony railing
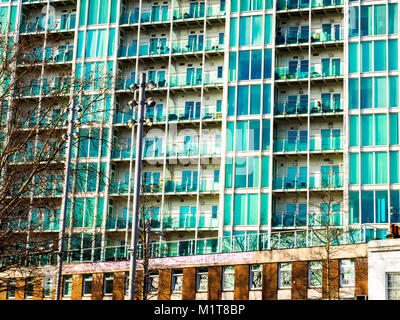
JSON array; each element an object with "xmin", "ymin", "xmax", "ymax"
[
  {"xmin": 165, "ymin": 178, "xmax": 198, "ymax": 193},
  {"xmin": 16, "ymin": 78, "xmax": 71, "ymax": 97},
  {"xmin": 199, "ymin": 177, "xmax": 219, "ymax": 193},
  {"xmin": 274, "ymin": 138, "xmax": 308, "ymax": 153},
  {"xmin": 162, "ymin": 213, "xmax": 218, "ymax": 230},
  {"xmin": 309, "ymin": 172, "xmax": 343, "ymax": 189},
  {"xmin": 273, "ymin": 175, "xmax": 308, "ymax": 190},
  {"xmin": 272, "ymin": 211, "xmax": 307, "ymax": 228},
  {"xmin": 111, "ymin": 144, "xmax": 135, "ymax": 160},
  {"xmin": 117, "ymin": 44, "xmax": 137, "ymax": 58},
  {"xmin": 139, "ymin": 43, "xmax": 169, "ymax": 57},
  {"xmin": 274, "ymin": 97, "xmax": 343, "ymax": 116},
  {"xmin": 275, "ymin": 61, "xmax": 343, "ymax": 81},
  {"xmin": 276, "ymin": 0, "xmax": 343, "ymax": 11},
  {"xmin": 310, "ymin": 98, "xmax": 343, "ymax": 114},
  {"xmin": 169, "ymin": 71, "xmax": 223, "ymax": 88},
  {"xmin": 167, "ymin": 106, "xmax": 202, "ymax": 121},
  {"xmin": 119, "ymin": 7, "xmax": 170, "ymax": 25},
  {"xmin": 19, "ymin": 47, "xmax": 73, "ymax": 65},
  {"xmin": 109, "ymin": 181, "xmax": 134, "ymax": 194},
  {"xmin": 106, "ymin": 215, "xmax": 132, "ymax": 230},
  {"xmin": 276, "ymin": 27, "xmax": 344, "ymax": 46},
  {"xmin": 166, "ymin": 142, "xmax": 199, "ymax": 157},
  {"xmin": 274, "ymin": 134, "xmax": 342, "ymax": 153}
]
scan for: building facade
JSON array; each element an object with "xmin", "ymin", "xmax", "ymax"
[{"xmin": 0, "ymin": 0, "xmax": 399, "ymax": 300}]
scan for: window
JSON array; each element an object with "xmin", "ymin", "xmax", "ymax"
[
  {"xmin": 250, "ymin": 265, "xmax": 262, "ymax": 290},
  {"xmin": 25, "ymin": 278, "xmax": 34, "ymax": 299},
  {"xmin": 278, "ymin": 263, "xmax": 292, "ymax": 289},
  {"xmin": 222, "ymin": 266, "xmax": 235, "ymax": 291},
  {"xmin": 146, "ymin": 272, "xmax": 159, "ymax": 294},
  {"xmin": 196, "ymin": 268, "xmax": 208, "ymax": 292},
  {"xmin": 43, "ymin": 277, "xmax": 52, "ymax": 298},
  {"xmin": 171, "ymin": 269, "xmax": 183, "ymax": 293},
  {"xmin": 308, "ymin": 261, "xmax": 322, "ymax": 288},
  {"xmin": 7, "ymin": 282, "xmax": 16, "ymax": 299},
  {"xmin": 83, "ymin": 275, "xmax": 93, "ymax": 296},
  {"xmin": 62, "ymin": 275, "xmax": 72, "ymax": 297},
  {"xmin": 340, "ymin": 259, "xmax": 355, "ymax": 287},
  {"xmin": 387, "ymin": 273, "xmax": 400, "ymax": 300},
  {"xmin": 103, "ymin": 273, "xmax": 114, "ymax": 295}
]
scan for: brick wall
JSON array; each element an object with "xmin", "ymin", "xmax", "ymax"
[
  {"xmin": 158, "ymin": 269, "xmax": 171, "ymax": 300},
  {"xmin": 234, "ymin": 265, "xmax": 249, "ymax": 300},
  {"xmin": 71, "ymin": 275, "xmax": 83, "ymax": 300},
  {"xmin": 112, "ymin": 272, "xmax": 126, "ymax": 300},
  {"xmin": 208, "ymin": 266, "xmax": 222, "ymax": 300},
  {"xmin": 182, "ymin": 268, "xmax": 196, "ymax": 300},
  {"xmin": 262, "ymin": 263, "xmax": 277, "ymax": 300},
  {"xmin": 355, "ymin": 257, "xmax": 368, "ymax": 297},
  {"xmin": 291, "ymin": 261, "xmax": 308, "ymax": 300},
  {"xmin": 33, "ymin": 277, "xmax": 43, "ymax": 300},
  {"xmin": 91, "ymin": 273, "xmax": 104, "ymax": 300}
]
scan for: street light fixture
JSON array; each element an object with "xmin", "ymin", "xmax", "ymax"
[{"xmin": 126, "ymin": 72, "xmax": 157, "ymax": 301}]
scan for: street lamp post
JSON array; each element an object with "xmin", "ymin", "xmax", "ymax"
[
  {"xmin": 55, "ymin": 100, "xmax": 81, "ymax": 300},
  {"xmin": 127, "ymin": 72, "xmax": 156, "ymax": 300}
]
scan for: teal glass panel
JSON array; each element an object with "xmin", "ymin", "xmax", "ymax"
[
  {"xmin": 253, "ymin": 0, "xmax": 263, "ymax": 10},
  {"xmin": 250, "ymin": 85, "xmax": 261, "ymax": 114},
  {"xmin": 349, "ymin": 7, "xmax": 359, "ymax": 37},
  {"xmin": 108, "ymin": 29, "xmax": 116, "ymax": 56},
  {"xmin": 391, "ymin": 191, "xmax": 400, "ymax": 223},
  {"xmin": 96, "ymin": 29, "xmax": 107, "ymax": 57},
  {"xmin": 225, "ymin": 158, "xmax": 233, "ymax": 188},
  {"xmin": 234, "ymin": 194, "xmax": 246, "ymax": 225},
  {"xmin": 230, "ymin": 18, "xmax": 238, "ymax": 46},
  {"xmin": 361, "ymin": 6, "xmax": 372, "ymax": 36},
  {"xmin": 361, "ymin": 41, "xmax": 372, "ymax": 73},
  {"xmin": 389, "ymin": 76, "xmax": 399, "ymax": 108},
  {"xmin": 361, "ymin": 115, "xmax": 373, "ymax": 146},
  {"xmin": 235, "ymin": 157, "xmax": 247, "ymax": 188},
  {"xmin": 262, "ymin": 119, "xmax": 270, "ymax": 150},
  {"xmin": 227, "ymin": 122, "xmax": 234, "ymax": 152},
  {"xmin": 374, "ymin": 5, "xmax": 386, "ymax": 35},
  {"xmin": 229, "ymin": 52, "xmax": 237, "ymax": 81},
  {"xmin": 374, "ymin": 41, "xmax": 386, "ymax": 72},
  {"xmin": 263, "ymin": 84, "xmax": 271, "ymax": 114},
  {"xmin": 260, "ymin": 194, "xmax": 269, "ymax": 225},
  {"xmin": 251, "ymin": 50, "xmax": 262, "ymax": 79},
  {"xmin": 96, "ymin": 198, "xmax": 104, "ymax": 227},
  {"xmin": 349, "ymin": 42, "xmax": 359, "ymax": 74},
  {"xmin": 389, "ymin": 40, "xmax": 398, "ymax": 71},
  {"xmin": 249, "ymin": 120, "xmax": 260, "ymax": 150},
  {"xmin": 376, "ymin": 191, "xmax": 388, "ymax": 223},
  {"xmin": 361, "ymin": 152, "xmax": 373, "ymax": 184},
  {"xmin": 265, "ymin": 0, "xmax": 273, "ymax": 9},
  {"xmin": 349, "ymin": 115, "xmax": 359, "ymax": 147},
  {"xmin": 231, "ymin": 0, "xmax": 239, "ymax": 12},
  {"xmin": 77, "ymin": 31, "xmax": 84, "ymax": 59},
  {"xmin": 247, "ymin": 194, "xmax": 258, "ymax": 225},
  {"xmin": 261, "ymin": 156, "xmax": 269, "ymax": 187},
  {"xmin": 228, "ymin": 86, "xmax": 236, "ymax": 116},
  {"xmin": 389, "ymin": 4, "xmax": 398, "ymax": 34},
  {"xmin": 264, "ymin": 15, "xmax": 272, "ymax": 44},
  {"xmin": 349, "ymin": 191, "xmax": 359, "ymax": 224},
  {"xmin": 9, "ymin": 6, "xmax": 17, "ymax": 32},
  {"xmin": 375, "ymin": 77, "xmax": 387, "ymax": 108},
  {"xmin": 238, "ymin": 51, "xmax": 250, "ymax": 80},
  {"xmin": 86, "ymin": 30, "xmax": 96, "ymax": 58},
  {"xmin": 237, "ymin": 85, "xmax": 249, "ymax": 115},
  {"xmin": 79, "ymin": 0, "xmax": 87, "ymax": 26},
  {"xmin": 349, "ymin": 153, "xmax": 359, "ymax": 185},
  {"xmin": 375, "ymin": 114, "xmax": 387, "ymax": 145},
  {"xmin": 390, "ymin": 113, "xmax": 399, "ymax": 145},
  {"xmin": 239, "ymin": 16, "xmax": 251, "ymax": 46},
  {"xmin": 361, "ymin": 191, "xmax": 374, "ymax": 223},
  {"xmin": 224, "ymin": 194, "xmax": 232, "ymax": 225},
  {"xmin": 241, "ymin": 0, "xmax": 251, "ymax": 11},
  {"xmin": 349, "ymin": 78, "xmax": 359, "ymax": 109},
  {"xmin": 360, "ymin": 77, "xmax": 372, "ymax": 109},
  {"xmin": 375, "ymin": 152, "xmax": 388, "ymax": 184},
  {"xmin": 236, "ymin": 121, "xmax": 248, "ymax": 151},
  {"xmin": 99, "ymin": 0, "xmax": 109, "ymax": 24},
  {"xmin": 252, "ymin": 15, "xmax": 263, "ymax": 45},
  {"xmin": 247, "ymin": 157, "xmax": 259, "ymax": 187},
  {"xmin": 390, "ymin": 152, "xmax": 399, "ymax": 183},
  {"xmin": 110, "ymin": 0, "xmax": 117, "ymax": 23},
  {"xmin": 263, "ymin": 49, "xmax": 272, "ymax": 79},
  {"xmin": 88, "ymin": 0, "xmax": 99, "ymax": 25}
]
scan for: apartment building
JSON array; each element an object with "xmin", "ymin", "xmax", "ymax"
[{"xmin": 0, "ymin": 0, "xmax": 399, "ymax": 300}]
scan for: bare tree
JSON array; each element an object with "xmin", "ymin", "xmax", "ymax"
[{"xmin": 0, "ymin": 24, "xmax": 114, "ymax": 295}]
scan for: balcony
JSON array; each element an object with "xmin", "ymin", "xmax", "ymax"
[
  {"xmin": 162, "ymin": 212, "xmax": 218, "ymax": 230},
  {"xmin": 272, "ymin": 211, "xmax": 307, "ymax": 228},
  {"xmin": 275, "ymin": 60, "xmax": 343, "ymax": 82},
  {"xmin": 273, "ymin": 174, "xmax": 307, "ymax": 190},
  {"xmin": 119, "ymin": 6, "xmax": 170, "ymax": 26},
  {"xmin": 273, "ymin": 133, "xmax": 342, "ymax": 153},
  {"xmin": 19, "ymin": 46, "xmax": 73, "ymax": 66},
  {"xmin": 310, "ymin": 134, "xmax": 342, "ymax": 152},
  {"xmin": 171, "ymin": 37, "xmax": 224, "ymax": 55},
  {"xmin": 106, "ymin": 214, "xmax": 131, "ymax": 230},
  {"xmin": 15, "ymin": 77, "xmax": 71, "ymax": 98},
  {"xmin": 309, "ymin": 172, "xmax": 343, "ymax": 190},
  {"xmin": 20, "ymin": 14, "xmax": 76, "ymax": 34},
  {"xmin": 276, "ymin": 26, "xmax": 344, "ymax": 47},
  {"xmin": 170, "ymin": 70, "xmax": 223, "ymax": 89},
  {"xmin": 164, "ymin": 176, "xmax": 218, "ymax": 194},
  {"xmin": 111, "ymin": 145, "xmax": 135, "ymax": 160},
  {"xmin": 173, "ymin": 4, "xmax": 225, "ymax": 22},
  {"xmin": 274, "ymin": 97, "xmax": 343, "ymax": 116},
  {"xmin": 109, "ymin": 181, "xmax": 134, "ymax": 195},
  {"xmin": 276, "ymin": 0, "xmax": 343, "ymax": 11}
]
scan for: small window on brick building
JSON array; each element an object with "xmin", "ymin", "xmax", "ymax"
[
  {"xmin": 7, "ymin": 282, "xmax": 16, "ymax": 299},
  {"xmin": 196, "ymin": 268, "xmax": 208, "ymax": 292},
  {"xmin": 146, "ymin": 271, "xmax": 159, "ymax": 294},
  {"xmin": 340, "ymin": 259, "xmax": 355, "ymax": 287},
  {"xmin": 62, "ymin": 275, "xmax": 72, "ymax": 297},
  {"xmin": 82, "ymin": 275, "xmax": 93, "ymax": 296},
  {"xmin": 250, "ymin": 265, "xmax": 262, "ymax": 290},
  {"xmin": 103, "ymin": 273, "xmax": 114, "ymax": 295},
  {"xmin": 222, "ymin": 266, "xmax": 235, "ymax": 291},
  {"xmin": 387, "ymin": 273, "xmax": 400, "ymax": 300},
  {"xmin": 172, "ymin": 269, "xmax": 183, "ymax": 293},
  {"xmin": 278, "ymin": 263, "xmax": 292, "ymax": 289},
  {"xmin": 43, "ymin": 277, "xmax": 53, "ymax": 298},
  {"xmin": 25, "ymin": 278, "xmax": 34, "ymax": 299},
  {"xmin": 308, "ymin": 261, "xmax": 323, "ymax": 288}
]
